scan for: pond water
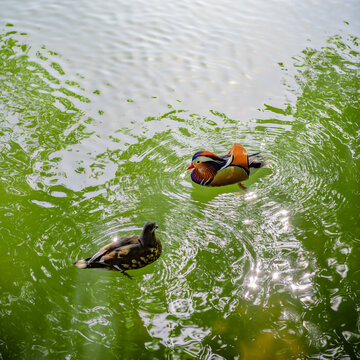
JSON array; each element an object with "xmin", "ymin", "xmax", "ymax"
[{"xmin": 0, "ymin": 1, "xmax": 359, "ymax": 359}]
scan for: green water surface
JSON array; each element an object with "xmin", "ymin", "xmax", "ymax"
[{"xmin": 0, "ymin": 26, "xmax": 359, "ymax": 359}]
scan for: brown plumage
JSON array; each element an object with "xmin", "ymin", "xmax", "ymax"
[{"xmin": 74, "ymin": 221, "xmax": 162, "ymax": 273}]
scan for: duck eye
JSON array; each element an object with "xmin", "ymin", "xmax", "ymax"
[{"xmin": 196, "ymin": 160, "xmax": 200, "ymax": 164}]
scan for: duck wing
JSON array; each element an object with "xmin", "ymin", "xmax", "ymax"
[
  {"xmin": 88, "ymin": 235, "xmax": 139, "ymax": 264},
  {"xmin": 102, "ymin": 243, "xmax": 143, "ymax": 266},
  {"xmin": 207, "ymin": 144, "xmax": 249, "ymax": 186},
  {"xmin": 227, "ymin": 143, "xmax": 249, "ymax": 170}
]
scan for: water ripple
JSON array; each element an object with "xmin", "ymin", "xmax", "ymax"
[{"xmin": 1, "ymin": 19, "xmax": 360, "ymax": 360}]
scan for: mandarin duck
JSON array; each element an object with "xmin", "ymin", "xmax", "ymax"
[
  {"xmin": 74, "ymin": 221, "xmax": 162, "ymax": 273},
  {"xmin": 187, "ymin": 143, "xmax": 266, "ymax": 187}
]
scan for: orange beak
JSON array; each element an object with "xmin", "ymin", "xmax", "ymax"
[{"xmin": 186, "ymin": 164, "xmax": 194, "ymax": 170}]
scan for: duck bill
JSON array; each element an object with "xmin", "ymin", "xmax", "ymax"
[{"xmin": 186, "ymin": 164, "xmax": 194, "ymax": 170}]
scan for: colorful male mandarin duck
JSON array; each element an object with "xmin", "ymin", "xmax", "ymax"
[
  {"xmin": 187, "ymin": 143, "xmax": 266, "ymax": 187},
  {"xmin": 74, "ymin": 221, "xmax": 161, "ymax": 273}
]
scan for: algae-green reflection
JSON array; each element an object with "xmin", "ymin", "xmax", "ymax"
[
  {"xmin": 0, "ymin": 25, "xmax": 359, "ymax": 360},
  {"xmin": 253, "ymin": 34, "xmax": 360, "ymax": 359}
]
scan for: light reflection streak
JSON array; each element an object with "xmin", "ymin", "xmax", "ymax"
[{"xmin": 244, "ymin": 191, "xmax": 258, "ymax": 202}]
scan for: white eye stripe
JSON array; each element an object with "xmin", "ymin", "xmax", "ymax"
[{"xmin": 195, "ymin": 156, "xmax": 222, "ymax": 164}]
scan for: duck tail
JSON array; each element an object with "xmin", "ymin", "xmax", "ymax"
[
  {"xmin": 74, "ymin": 258, "xmax": 90, "ymax": 269},
  {"xmin": 248, "ymin": 153, "xmax": 268, "ymax": 169},
  {"xmin": 74, "ymin": 258, "xmax": 108, "ymax": 269}
]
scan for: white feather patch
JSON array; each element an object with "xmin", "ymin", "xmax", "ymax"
[
  {"xmin": 219, "ymin": 155, "xmax": 233, "ymax": 170},
  {"xmin": 74, "ymin": 260, "xmax": 87, "ymax": 269}
]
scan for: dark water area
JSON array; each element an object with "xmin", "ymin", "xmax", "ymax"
[{"xmin": 0, "ymin": 1, "xmax": 360, "ymax": 359}]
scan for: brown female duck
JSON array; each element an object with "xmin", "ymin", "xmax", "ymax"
[{"xmin": 74, "ymin": 221, "xmax": 161, "ymax": 273}]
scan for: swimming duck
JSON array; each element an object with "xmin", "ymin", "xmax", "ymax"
[
  {"xmin": 187, "ymin": 143, "xmax": 266, "ymax": 187},
  {"xmin": 74, "ymin": 221, "xmax": 161, "ymax": 273}
]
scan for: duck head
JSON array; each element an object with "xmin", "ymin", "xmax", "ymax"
[
  {"xmin": 139, "ymin": 221, "xmax": 158, "ymax": 246},
  {"xmin": 187, "ymin": 151, "xmax": 216, "ymax": 169},
  {"xmin": 186, "ymin": 151, "xmax": 225, "ymax": 185}
]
